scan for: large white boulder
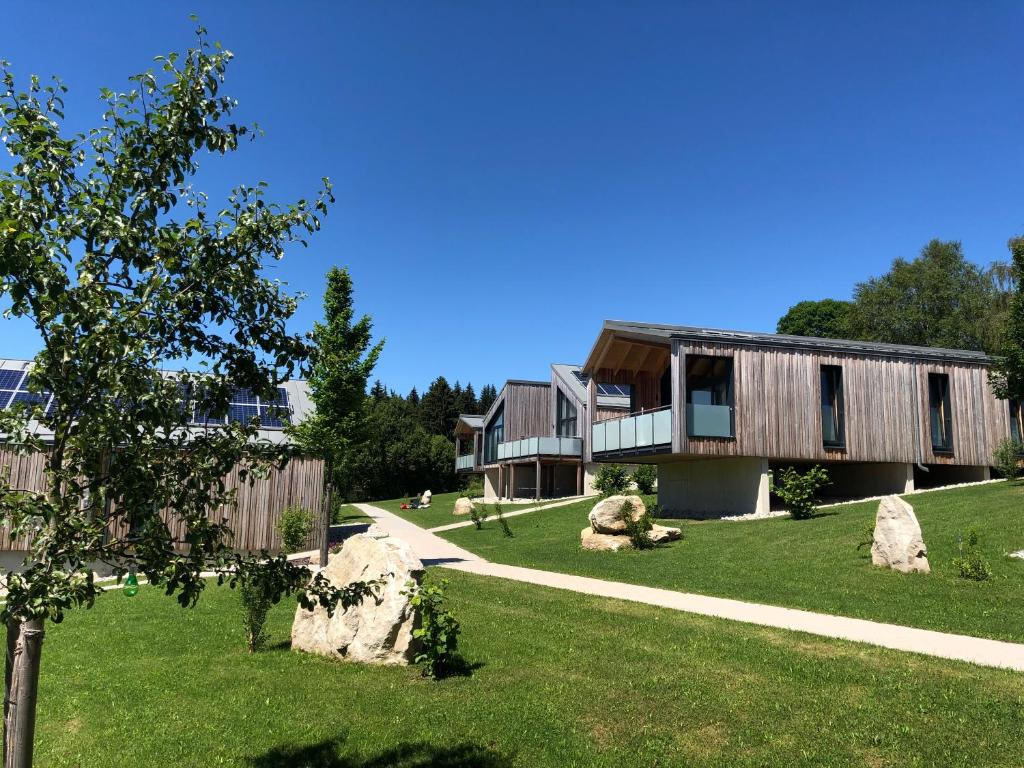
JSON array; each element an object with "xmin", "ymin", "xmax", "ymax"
[
  {"xmin": 588, "ymin": 495, "xmax": 646, "ymax": 534},
  {"xmin": 454, "ymin": 497, "xmax": 475, "ymax": 516},
  {"xmin": 870, "ymin": 495, "xmax": 930, "ymax": 574},
  {"xmin": 580, "ymin": 526, "xmax": 634, "ymax": 552},
  {"xmin": 649, "ymin": 524, "xmax": 683, "ymax": 544},
  {"xmin": 291, "ymin": 533, "xmax": 424, "ymax": 664}
]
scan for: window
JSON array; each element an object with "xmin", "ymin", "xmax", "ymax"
[
  {"xmin": 820, "ymin": 365, "xmax": 845, "ymax": 448},
  {"xmin": 1011, "ymin": 400, "xmax": 1022, "ymax": 443},
  {"xmin": 685, "ymin": 356, "xmax": 734, "ymax": 438},
  {"xmin": 484, "ymin": 403, "xmax": 504, "ymax": 464},
  {"xmin": 928, "ymin": 373, "xmax": 953, "ymax": 453},
  {"xmin": 556, "ymin": 389, "xmax": 577, "ymax": 437}
]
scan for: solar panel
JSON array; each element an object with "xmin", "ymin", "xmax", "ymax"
[
  {"xmin": 229, "ymin": 388, "xmax": 259, "ymax": 405},
  {"xmin": 193, "ymin": 408, "xmax": 225, "ymax": 426},
  {"xmin": 0, "ymin": 391, "xmax": 15, "ymax": 409},
  {"xmin": 0, "ymin": 370, "xmax": 25, "ymax": 390},
  {"xmin": 228, "ymin": 404, "xmax": 259, "ymax": 424},
  {"xmin": 10, "ymin": 391, "xmax": 48, "ymax": 407},
  {"xmin": 258, "ymin": 405, "xmax": 284, "ymax": 428},
  {"xmin": 267, "ymin": 388, "xmax": 289, "ymax": 406}
]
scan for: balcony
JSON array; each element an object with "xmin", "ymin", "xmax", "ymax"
[
  {"xmin": 455, "ymin": 454, "xmax": 477, "ymax": 472},
  {"xmin": 686, "ymin": 403, "xmax": 734, "ymax": 438},
  {"xmin": 496, "ymin": 436, "xmax": 583, "ymax": 461},
  {"xmin": 591, "ymin": 406, "xmax": 672, "ymax": 456}
]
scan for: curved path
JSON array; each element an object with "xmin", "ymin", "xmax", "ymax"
[{"xmin": 353, "ymin": 502, "xmax": 1024, "ymax": 673}]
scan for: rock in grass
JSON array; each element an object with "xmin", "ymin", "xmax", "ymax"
[
  {"xmin": 588, "ymin": 495, "xmax": 646, "ymax": 534},
  {"xmin": 291, "ymin": 533, "xmax": 424, "ymax": 665},
  {"xmin": 580, "ymin": 526, "xmax": 634, "ymax": 551},
  {"xmin": 871, "ymin": 495, "xmax": 930, "ymax": 574},
  {"xmin": 454, "ymin": 497, "xmax": 475, "ymax": 516},
  {"xmin": 649, "ymin": 524, "xmax": 682, "ymax": 544}
]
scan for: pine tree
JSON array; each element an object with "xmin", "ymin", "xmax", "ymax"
[
  {"xmin": 408, "ymin": 386, "xmax": 420, "ymax": 407},
  {"xmin": 990, "ymin": 236, "xmax": 1024, "ymax": 402},
  {"xmin": 462, "ymin": 382, "xmax": 478, "ymax": 413},
  {"xmin": 420, "ymin": 376, "xmax": 457, "ymax": 438},
  {"xmin": 478, "ymin": 384, "xmax": 498, "ymax": 413}
]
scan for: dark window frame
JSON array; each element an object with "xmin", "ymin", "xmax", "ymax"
[
  {"xmin": 820, "ymin": 365, "xmax": 846, "ymax": 449},
  {"xmin": 685, "ymin": 355, "xmax": 735, "ymax": 439},
  {"xmin": 928, "ymin": 372, "xmax": 954, "ymax": 454},
  {"xmin": 1010, "ymin": 399, "xmax": 1022, "ymax": 444},
  {"xmin": 556, "ymin": 388, "xmax": 577, "ymax": 437},
  {"xmin": 484, "ymin": 402, "xmax": 504, "ymax": 464}
]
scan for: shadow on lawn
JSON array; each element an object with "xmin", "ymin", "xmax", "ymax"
[{"xmin": 247, "ymin": 735, "xmax": 513, "ymax": 768}]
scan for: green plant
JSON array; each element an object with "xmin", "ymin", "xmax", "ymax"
[
  {"xmin": 237, "ymin": 565, "xmax": 276, "ymax": 652},
  {"xmin": 277, "ymin": 506, "xmax": 314, "ymax": 553},
  {"xmin": 593, "ymin": 464, "xmax": 631, "ymax": 496},
  {"xmin": 953, "ymin": 528, "xmax": 993, "ymax": 581},
  {"xmin": 632, "ymin": 465, "xmax": 657, "ymax": 495},
  {"xmin": 856, "ymin": 522, "xmax": 875, "ymax": 553},
  {"xmin": 494, "ymin": 502, "xmax": 513, "ymax": 538},
  {"xmin": 404, "ymin": 578, "xmax": 461, "ymax": 679},
  {"xmin": 993, "ymin": 437, "xmax": 1023, "ymax": 481},
  {"xmin": 469, "ymin": 504, "xmax": 487, "ymax": 530},
  {"xmin": 772, "ymin": 465, "xmax": 831, "ymax": 520},
  {"xmin": 464, "ymin": 477, "xmax": 485, "ymax": 499},
  {"xmin": 621, "ymin": 500, "xmax": 655, "ymax": 549}
]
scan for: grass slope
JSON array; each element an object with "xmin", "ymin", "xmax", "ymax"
[
  {"xmin": 442, "ymin": 482, "xmax": 1024, "ymax": 642},
  {"xmin": 367, "ymin": 491, "xmax": 538, "ymax": 529},
  {"xmin": 37, "ymin": 570, "xmax": 1024, "ymax": 767}
]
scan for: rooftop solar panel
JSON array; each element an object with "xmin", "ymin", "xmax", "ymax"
[
  {"xmin": 10, "ymin": 391, "xmax": 48, "ymax": 407},
  {"xmin": 230, "ymin": 388, "xmax": 259, "ymax": 405},
  {"xmin": 0, "ymin": 371, "xmax": 25, "ymax": 390},
  {"xmin": 0, "ymin": 391, "xmax": 15, "ymax": 409}
]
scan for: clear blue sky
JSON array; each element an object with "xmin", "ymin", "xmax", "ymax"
[{"xmin": 3, "ymin": 2, "xmax": 1022, "ymax": 396}]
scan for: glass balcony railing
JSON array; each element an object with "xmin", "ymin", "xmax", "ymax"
[
  {"xmin": 455, "ymin": 454, "xmax": 476, "ymax": 471},
  {"xmin": 496, "ymin": 436, "xmax": 583, "ymax": 460},
  {"xmin": 591, "ymin": 407, "xmax": 672, "ymax": 454},
  {"xmin": 686, "ymin": 403, "xmax": 734, "ymax": 438}
]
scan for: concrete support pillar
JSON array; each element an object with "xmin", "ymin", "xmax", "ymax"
[
  {"xmin": 509, "ymin": 464, "xmax": 515, "ymax": 501},
  {"xmin": 576, "ymin": 463, "xmax": 583, "ymax": 496},
  {"xmin": 902, "ymin": 463, "xmax": 915, "ymax": 493},
  {"xmin": 755, "ymin": 458, "xmax": 771, "ymax": 516},
  {"xmin": 535, "ymin": 458, "xmax": 541, "ymax": 500}
]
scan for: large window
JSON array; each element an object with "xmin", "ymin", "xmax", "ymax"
[
  {"xmin": 928, "ymin": 373, "xmax": 953, "ymax": 453},
  {"xmin": 556, "ymin": 389, "xmax": 577, "ymax": 437},
  {"xmin": 686, "ymin": 356, "xmax": 734, "ymax": 438},
  {"xmin": 1011, "ymin": 399, "xmax": 1022, "ymax": 444},
  {"xmin": 820, "ymin": 365, "xmax": 845, "ymax": 448},
  {"xmin": 484, "ymin": 403, "xmax": 504, "ymax": 464}
]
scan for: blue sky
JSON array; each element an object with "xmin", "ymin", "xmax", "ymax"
[{"xmin": 2, "ymin": 2, "xmax": 1022, "ymax": 396}]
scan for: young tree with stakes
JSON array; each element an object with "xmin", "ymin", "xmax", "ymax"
[{"xmin": 0, "ymin": 27, "xmax": 373, "ymax": 767}]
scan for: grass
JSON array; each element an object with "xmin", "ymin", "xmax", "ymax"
[
  {"xmin": 37, "ymin": 568, "xmax": 1024, "ymax": 767},
  {"xmin": 442, "ymin": 481, "xmax": 1024, "ymax": 642},
  {"xmin": 367, "ymin": 490, "xmax": 541, "ymax": 529},
  {"xmin": 331, "ymin": 505, "xmax": 374, "ymax": 525}
]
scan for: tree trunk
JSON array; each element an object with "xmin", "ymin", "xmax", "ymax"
[{"xmin": 4, "ymin": 618, "xmax": 44, "ymax": 768}]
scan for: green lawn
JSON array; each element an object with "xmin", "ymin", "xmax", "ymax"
[
  {"xmin": 37, "ymin": 569, "xmax": 1024, "ymax": 767},
  {"xmin": 442, "ymin": 481, "xmax": 1024, "ymax": 643},
  {"xmin": 367, "ymin": 490, "xmax": 540, "ymax": 529}
]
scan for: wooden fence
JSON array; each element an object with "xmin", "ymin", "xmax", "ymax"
[{"xmin": 0, "ymin": 448, "xmax": 327, "ymax": 553}]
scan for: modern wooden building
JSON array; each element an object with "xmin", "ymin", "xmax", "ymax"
[
  {"xmin": 0, "ymin": 357, "xmax": 328, "ymax": 566},
  {"xmin": 469, "ymin": 364, "xmax": 630, "ymax": 500},
  {"xmin": 582, "ymin": 320, "xmax": 1020, "ymax": 516}
]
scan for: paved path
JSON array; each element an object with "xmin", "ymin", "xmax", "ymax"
[
  {"xmin": 353, "ymin": 502, "xmax": 1024, "ymax": 672},
  {"xmin": 427, "ymin": 496, "xmax": 586, "ymax": 533}
]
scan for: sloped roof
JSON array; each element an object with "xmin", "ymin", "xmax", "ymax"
[
  {"xmin": 456, "ymin": 414, "xmax": 484, "ymax": 430},
  {"xmin": 0, "ymin": 357, "xmax": 312, "ymax": 445},
  {"xmin": 550, "ymin": 363, "xmax": 631, "ymax": 410}
]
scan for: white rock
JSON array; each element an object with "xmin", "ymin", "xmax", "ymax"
[
  {"xmin": 365, "ymin": 523, "xmax": 389, "ymax": 539},
  {"xmin": 870, "ymin": 495, "xmax": 930, "ymax": 574},
  {"xmin": 588, "ymin": 495, "xmax": 646, "ymax": 535},
  {"xmin": 580, "ymin": 526, "xmax": 633, "ymax": 551},
  {"xmin": 649, "ymin": 524, "xmax": 682, "ymax": 543},
  {"xmin": 291, "ymin": 534, "xmax": 424, "ymax": 665},
  {"xmin": 454, "ymin": 497, "xmax": 475, "ymax": 516},
  {"xmin": 420, "ymin": 490, "xmax": 432, "ymax": 506}
]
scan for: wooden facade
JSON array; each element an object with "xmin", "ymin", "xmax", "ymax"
[
  {"xmin": 0, "ymin": 448, "xmax": 327, "ymax": 553},
  {"xmin": 481, "ymin": 380, "xmax": 552, "ymax": 466},
  {"xmin": 584, "ymin": 321, "xmax": 1013, "ymax": 468}
]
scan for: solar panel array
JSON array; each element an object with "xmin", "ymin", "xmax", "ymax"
[
  {"xmin": 0, "ymin": 370, "xmax": 290, "ymax": 430},
  {"xmin": 596, "ymin": 382, "xmax": 632, "ymax": 397}
]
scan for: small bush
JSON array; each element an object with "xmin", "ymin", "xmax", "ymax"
[
  {"xmin": 469, "ymin": 504, "xmax": 486, "ymax": 531},
  {"xmin": 594, "ymin": 464, "xmax": 631, "ymax": 496},
  {"xmin": 404, "ymin": 577, "xmax": 461, "ymax": 679},
  {"xmin": 237, "ymin": 567, "xmax": 275, "ymax": 652},
  {"xmin": 495, "ymin": 502, "xmax": 513, "ymax": 538},
  {"xmin": 772, "ymin": 465, "xmax": 831, "ymax": 520},
  {"xmin": 463, "ymin": 476, "xmax": 485, "ymax": 499},
  {"xmin": 632, "ymin": 464, "xmax": 657, "ymax": 495},
  {"xmin": 953, "ymin": 528, "xmax": 992, "ymax": 581},
  {"xmin": 856, "ymin": 522, "xmax": 875, "ymax": 553},
  {"xmin": 276, "ymin": 506, "xmax": 314, "ymax": 553},
  {"xmin": 620, "ymin": 500, "xmax": 654, "ymax": 549},
  {"xmin": 993, "ymin": 437, "xmax": 1023, "ymax": 481}
]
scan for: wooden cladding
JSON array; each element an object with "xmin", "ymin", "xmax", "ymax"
[
  {"xmin": 481, "ymin": 382, "xmax": 552, "ymax": 465},
  {"xmin": 0, "ymin": 448, "xmax": 327, "ymax": 553}
]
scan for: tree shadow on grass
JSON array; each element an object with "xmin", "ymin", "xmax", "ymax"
[
  {"xmin": 247, "ymin": 734, "xmax": 513, "ymax": 768},
  {"xmin": 433, "ymin": 655, "xmax": 484, "ymax": 679}
]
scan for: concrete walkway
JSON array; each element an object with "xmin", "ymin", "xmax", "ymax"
[
  {"xmin": 352, "ymin": 502, "xmax": 1024, "ymax": 672},
  {"xmin": 427, "ymin": 496, "xmax": 587, "ymax": 533}
]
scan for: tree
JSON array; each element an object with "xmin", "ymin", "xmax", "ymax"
[
  {"xmin": 478, "ymin": 384, "xmax": 498, "ymax": 414},
  {"xmin": 290, "ymin": 267, "xmax": 382, "ymax": 525},
  {"xmin": 990, "ymin": 237, "xmax": 1024, "ymax": 403},
  {"xmin": 845, "ymin": 240, "xmax": 996, "ymax": 350},
  {"xmin": 419, "ymin": 376, "xmax": 457, "ymax": 438},
  {"xmin": 0, "ymin": 29, "xmax": 372, "ymax": 767},
  {"xmin": 407, "ymin": 386, "xmax": 420, "ymax": 407},
  {"xmin": 458, "ymin": 382, "xmax": 478, "ymax": 414},
  {"xmin": 776, "ymin": 299, "xmax": 853, "ymax": 338}
]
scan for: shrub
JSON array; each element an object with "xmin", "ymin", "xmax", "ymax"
[
  {"xmin": 993, "ymin": 437, "xmax": 1023, "ymax": 481},
  {"xmin": 237, "ymin": 566, "xmax": 276, "ymax": 653},
  {"xmin": 772, "ymin": 465, "xmax": 831, "ymax": 520},
  {"xmin": 856, "ymin": 522, "xmax": 875, "ymax": 553},
  {"xmin": 620, "ymin": 500, "xmax": 654, "ymax": 549},
  {"xmin": 276, "ymin": 506, "xmax": 314, "ymax": 553},
  {"xmin": 495, "ymin": 502, "xmax": 513, "ymax": 538},
  {"xmin": 953, "ymin": 528, "xmax": 992, "ymax": 581},
  {"xmin": 404, "ymin": 577, "xmax": 461, "ymax": 679},
  {"xmin": 469, "ymin": 504, "xmax": 486, "ymax": 531},
  {"xmin": 593, "ymin": 464, "xmax": 631, "ymax": 496},
  {"xmin": 463, "ymin": 477, "xmax": 485, "ymax": 499},
  {"xmin": 632, "ymin": 464, "xmax": 657, "ymax": 495}
]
